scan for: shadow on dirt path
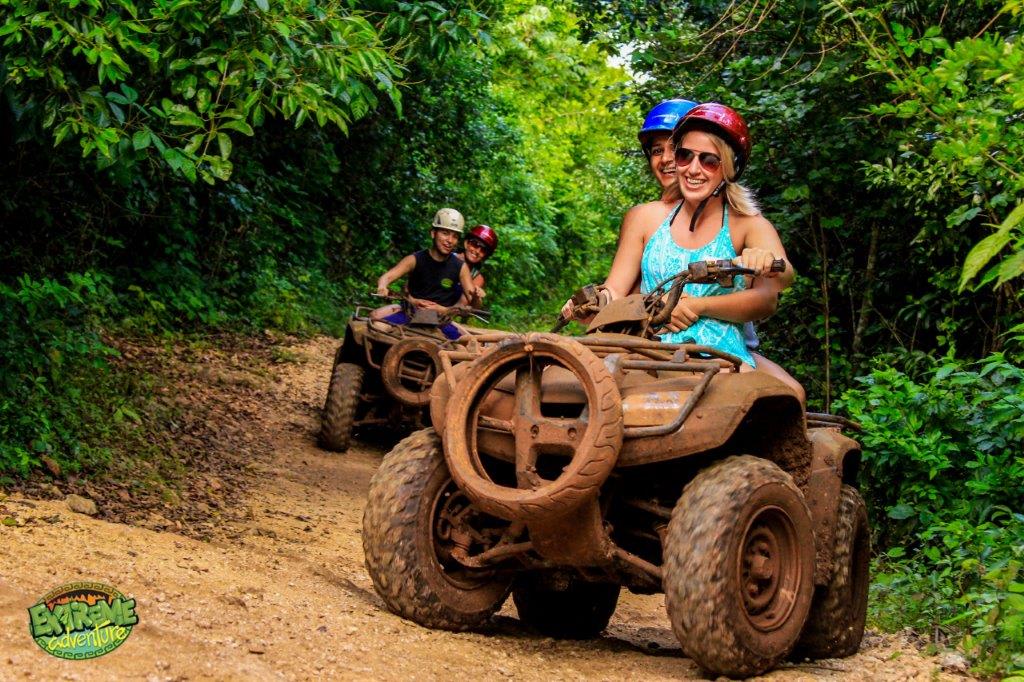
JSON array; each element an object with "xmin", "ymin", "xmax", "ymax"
[{"xmin": 0, "ymin": 336, "xmax": 966, "ymax": 680}]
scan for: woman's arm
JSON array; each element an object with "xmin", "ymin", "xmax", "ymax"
[
  {"xmin": 560, "ymin": 204, "xmax": 652, "ymax": 319},
  {"xmin": 457, "ymin": 262, "xmax": 478, "ymax": 302},
  {"xmin": 665, "ymin": 215, "xmax": 792, "ymax": 332},
  {"xmin": 603, "ymin": 204, "xmax": 653, "ymax": 299},
  {"xmin": 735, "ymin": 215, "xmax": 795, "ymax": 288},
  {"xmin": 459, "ymin": 273, "xmax": 485, "ymax": 307}
]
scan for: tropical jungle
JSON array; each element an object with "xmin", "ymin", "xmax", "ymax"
[{"xmin": 1, "ymin": 0, "xmax": 1022, "ymax": 677}]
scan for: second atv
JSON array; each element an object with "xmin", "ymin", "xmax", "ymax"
[{"xmin": 318, "ymin": 294, "xmax": 491, "ymax": 452}]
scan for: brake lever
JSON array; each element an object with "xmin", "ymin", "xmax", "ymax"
[
  {"xmin": 688, "ymin": 259, "xmax": 786, "ymax": 287},
  {"xmin": 551, "ymin": 284, "xmax": 604, "ymax": 333}
]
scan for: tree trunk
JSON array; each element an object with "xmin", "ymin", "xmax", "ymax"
[{"xmin": 852, "ymin": 223, "xmax": 879, "ymax": 356}]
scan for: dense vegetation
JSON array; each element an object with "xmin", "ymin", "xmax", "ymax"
[{"xmin": 2, "ymin": 0, "xmax": 1022, "ymax": 674}]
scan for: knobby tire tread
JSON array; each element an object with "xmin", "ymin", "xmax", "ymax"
[
  {"xmin": 794, "ymin": 484, "xmax": 870, "ymax": 659},
  {"xmin": 362, "ymin": 429, "xmax": 510, "ymax": 630},
  {"xmin": 663, "ymin": 455, "xmax": 813, "ymax": 678},
  {"xmin": 319, "ymin": 362, "xmax": 363, "ymax": 452}
]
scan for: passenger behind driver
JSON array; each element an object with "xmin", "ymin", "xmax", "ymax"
[
  {"xmin": 456, "ymin": 224, "xmax": 499, "ymax": 309},
  {"xmin": 372, "ymin": 208, "xmax": 478, "ymax": 341}
]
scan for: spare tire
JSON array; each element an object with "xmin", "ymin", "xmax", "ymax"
[
  {"xmin": 443, "ymin": 333, "xmax": 622, "ymax": 522},
  {"xmin": 381, "ymin": 338, "xmax": 444, "ymax": 407}
]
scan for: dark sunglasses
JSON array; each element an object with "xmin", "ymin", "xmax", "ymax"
[{"xmin": 674, "ymin": 147, "xmax": 722, "ymax": 172}]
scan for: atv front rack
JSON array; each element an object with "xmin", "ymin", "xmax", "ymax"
[{"xmin": 439, "ymin": 332, "xmax": 746, "ymax": 440}]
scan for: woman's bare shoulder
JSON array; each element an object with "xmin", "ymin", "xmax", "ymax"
[
  {"xmin": 730, "ymin": 210, "xmax": 775, "ymax": 236},
  {"xmin": 622, "ymin": 200, "xmax": 676, "ymax": 237}
]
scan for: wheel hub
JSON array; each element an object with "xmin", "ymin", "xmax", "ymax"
[
  {"xmin": 738, "ymin": 506, "xmax": 800, "ymax": 632},
  {"xmin": 431, "ymin": 482, "xmax": 505, "ymax": 588}
]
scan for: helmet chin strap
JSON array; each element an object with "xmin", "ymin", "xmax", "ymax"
[{"xmin": 688, "ymin": 181, "xmax": 727, "ymax": 232}]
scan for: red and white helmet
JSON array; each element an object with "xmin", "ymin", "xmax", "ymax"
[
  {"xmin": 467, "ymin": 224, "xmax": 498, "ymax": 253},
  {"xmin": 672, "ymin": 103, "xmax": 752, "ymax": 179}
]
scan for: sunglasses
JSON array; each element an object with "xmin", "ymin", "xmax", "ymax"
[
  {"xmin": 465, "ymin": 237, "xmax": 489, "ymax": 251},
  {"xmin": 674, "ymin": 147, "xmax": 722, "ymax": 172}
]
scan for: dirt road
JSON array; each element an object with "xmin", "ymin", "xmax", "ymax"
[{"xmin": 0, "ymin": 337, "xmax": 965, "ymax": 680}]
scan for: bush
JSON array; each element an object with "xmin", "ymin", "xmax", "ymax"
[
  {"xmin": 0, "ymin": 272, "xmax": 121, "ymax": 475},
  {"xmin": 838, "ymin": 355, "xmax": 1024, "ymax": 674}
]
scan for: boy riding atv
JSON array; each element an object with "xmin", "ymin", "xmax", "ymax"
[{"xmin": 373, "ymin": 208, "xmax": 479, "ymax": 340}]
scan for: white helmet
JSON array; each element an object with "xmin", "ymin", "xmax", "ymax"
[{"xmin": 432, "ymin": 208, "xmax": 465, "ymax": 233}]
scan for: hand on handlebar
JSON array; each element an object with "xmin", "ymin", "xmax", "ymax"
[
  {"xmin": 734, "ymin": 249, "xmax": 785, "ymax": 278},
  {"xmin": 663, "ymin": 293, "xmax": 701, "ymax": 333}
]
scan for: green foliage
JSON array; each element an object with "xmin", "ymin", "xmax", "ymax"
[
  {"xmin": 1, "ymin": 0, "xmax": 407, "ymax": 182},
  {"xmin": 838, "ymin": 355, "xmax": 1024, "ymax": 672},
  {"xmin": 0, "ymin": 272, "xmax": 119, "ymax": 474},
  {"xmin": 488, "ymin": 1, "xmax": 644, "ymax": 297},
  {"xmin": 1, "ymin": 0, "xmax": 494, "ymax": 183},
  {"xmin": 836, "ymin": 0, "xmax": 1024, "ymax": 290}
]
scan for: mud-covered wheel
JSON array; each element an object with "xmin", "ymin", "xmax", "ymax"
[
  {"xmin": 381, "ymin": 339, "xmax": 444, "ymax": 407},
  {"xmin": 444, "ymin": 333, "xmax": 623, "ymax": 522},
  {"xmin": 794, "ymin": 484, "xmax": 870, "ymax": 659},
  {"xmin": 663, "ymin": 456, "xmax": 815, "ymax": 678},
  {"xmin": 319, "ymin": 362, "xmax": 363, "ymax": 452},
  {"xmin": 513, "ymin": 574, "xmax": 620, "ymax": 639},
  {"xmin": 362, "ymin": 429, "xmax": 512, "ymax": 630}
]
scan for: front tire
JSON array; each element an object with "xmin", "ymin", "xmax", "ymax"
[
  {"xmin": 512, "ymin": 573, "xmax": 620, "ymax": 639},
  {"xmin": 663, "ymin": 456, "xmax": 815, "ymax": 678},
  {"xmin": 794, "ymin": 484, "xmax": 870, "ymax": 658},
  {"xmin": 362, "ymin": 429, "xmax": 512, "ymax": 630},
  {"xmin": 319, "ymin": 362, "xmax": 363, "ymax": 452}
]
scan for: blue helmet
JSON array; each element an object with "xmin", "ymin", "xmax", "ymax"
[{"xmin": 638, "ymin": 99, "xmax": 699, "ymax": 155}]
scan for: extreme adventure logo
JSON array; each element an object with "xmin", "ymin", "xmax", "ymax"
[{"xmin": 28, "ymin": 582, "xmax": 138, "ymax": 660}]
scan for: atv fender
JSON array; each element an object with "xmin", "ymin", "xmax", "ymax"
[{"xmin": 805, "ymin": 428, "xmax": 862, "ymax": 585}]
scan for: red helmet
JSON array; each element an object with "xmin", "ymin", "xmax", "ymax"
[
  {"xmin": 467, "ymin": 224, "xmax": 498, "ymax": 253},
  {"xmin": 671, "ymin": 103, "xmax": 752, "ymax": 179}
]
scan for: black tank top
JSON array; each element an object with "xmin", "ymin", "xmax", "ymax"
[{"xmin": 408, "ymin": 250, "xmax": 463, "ymax": 307}]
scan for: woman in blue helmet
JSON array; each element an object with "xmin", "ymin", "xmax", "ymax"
[
  {"xmin": 629, "ymin": 99, "xmax": 699, "ymax": 250},
  {"xmin": 561, "ymin": 98, "xmax": 696, "ymax": 309}
]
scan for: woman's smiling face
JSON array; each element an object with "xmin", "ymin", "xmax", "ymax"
[
  {"xmin": 463, "ymin": 237, "xmax": 489, "ymax": 266},
  {"xmin": 676, "ymin": 130, "xmax": 724, "ymax": 202}
]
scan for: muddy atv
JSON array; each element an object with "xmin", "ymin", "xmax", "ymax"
[
  {"xmin": 361, "ymin": 260, "xmax": 869, "ymax": 678},
  {"xmin": 318, "ymin": 296, "xmax": 491, "ymax": 452}
]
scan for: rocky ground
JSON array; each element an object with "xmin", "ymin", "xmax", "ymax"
[{"xmin": 0, "ymin": 336, "xmax": 973, "ymax": 680}]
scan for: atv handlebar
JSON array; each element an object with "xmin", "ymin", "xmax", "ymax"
[
  {"xmin": 556, "ymin": 259, "xmax": 786, "ymax": 332},
  {"xmin": 648, "ymin": 258, "xmax": 786, "ymax": 327},
  {"xmin": 551, "ymin": 284, "xmax": 608, "ymax": 333},
  {"xmin": 370, "ymin": 292, "xmax": 490, "ymax": 323}
]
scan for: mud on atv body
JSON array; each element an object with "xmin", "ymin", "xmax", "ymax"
[
  {"xmin": 318, "ymin": 304, "xmax": 491, "ymax": 452},
  {"xmin": 362, "ymin": 264, "xmax": 870, "ymax": 678}
]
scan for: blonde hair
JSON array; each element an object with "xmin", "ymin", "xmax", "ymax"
[{"xmin": 707, "ymin": 134, "xmax": 760, "ymax": 216}]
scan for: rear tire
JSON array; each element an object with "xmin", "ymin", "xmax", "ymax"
[
  {"xmin": 663, "ymin": 455, "xmax": 815, "ymax": 678},
  {"xmin": 319, "ymin": 362, "xmax": 363, "ymax": 452},
  {"xmin": 362, "ymin": 429, "xmax": 512, "ymax": 630},
  {"xmin": 512, "ymin": 574, "xmax": 620, "ymax": 639},
  {"xmin": 794, "ymin": 484, "xmax": 870, "ymax": 659}
]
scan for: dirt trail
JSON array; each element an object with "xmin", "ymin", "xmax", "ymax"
[{"xmin": 0, "ymin": 337, "xmax": 966, "ymax": 681}]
